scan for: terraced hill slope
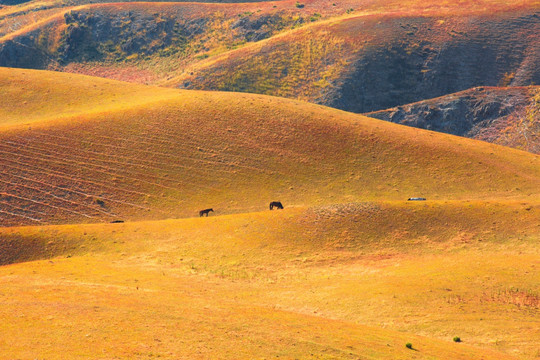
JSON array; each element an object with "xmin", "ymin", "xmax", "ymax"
[
  {"xmin": 1, "ymin": 68, "xmax": 539, "ymax": 227},
  {"xmin": 366, "ymin": 86, "xmax": 540, "ymax": 154}
]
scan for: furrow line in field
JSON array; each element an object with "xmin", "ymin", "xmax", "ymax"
[
  {"xmin": 0, "ymin": 154, "xmax": 219, "ymax": 197},
  {"xmin": 7, "ymin": 136, "xmax": 241, "ymax": 176},
  {"xmin": 0, "ymin": 189, "xmax": 92, "ymax": 218},
  {"xmin": 7, "ymin": 135, "xmax": 226, "ymax": 188},
  {"xmin": 24, "ymin": 133, "xmax": 275, "ymax": 175},
  {"xmin": 0, "ymin": 200, "xmax": 48, "ymax": 216},
  {"xmin": 0, "ymin": 171, "xmax": 116, "ymax": 217},
  {"xmin": 0, "ymin": 145, "xmax": 174, "ymax": 197},
  {"xmin": 0, "ymin": 209, "xmax": 41, "ymax": 223},
  {"xmin": 0, "ymin": 178, "xmax": 95, "ymax": 218},
  {"xmin": 0, "ymin": 155, "xmax": 155, "ymax": 210}
]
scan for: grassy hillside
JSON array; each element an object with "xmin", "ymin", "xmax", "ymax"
[
  {"xmin": 0, "ymin": 200, "xmax": 538, "ymax": 358},
  {"xmin": 1, "ymin": 2, "xmax": 539, "ymax": 359},
  {"xmin": 0, "ymin": 0, "xmax": 365, "ymax": 73},
  {"xmin": 1, "ymin": 0, "xmax": 537, "ymax": 92},
  {"xmin": 1, "ymin": 68, "xmax": 539, "ymax": 226},
  {"xmin": 366, "ymin": 86, "xmax": 540, "ymax": 154},
  {"xmin": 163, "ymin": 7, "xmax": 540, "ymax": 113},
  {"xmin": 1, "ymin": 0, "xmax": 538, "ymax": 150}
]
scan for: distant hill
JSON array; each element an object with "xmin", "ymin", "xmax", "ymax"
[
  {"xmin": 366, "ymin": 86, "xmax": 540, "ymax": 154},
  {"xmin": 1, "ymin": 1, "xmax": 538, "ymax": 99},
  {"xmin": 164, "ymin": 8, "xmax": 539, "ymax": 112}
]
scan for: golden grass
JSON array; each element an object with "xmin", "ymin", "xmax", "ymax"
[
  {"xmin": 0, "ymin": 200, "xmax": 538, "ymax": 358},
  {"xmin": 0, "ymin": 68, "xmax": 538, "ymax": 359},
  {"xmin": 161, "ymin": 4, "xmax": 540, "ymax": 107},
  {"xmin": 1, "ymin": 2, "xmax": 539, "ymax": 359},
  {"xmin": 0, "ymin": 68, "xmax": 538, "ymax": 226},
  {"xmin": 2, "ymin": 0, "xmax": 538, "ymax": 85},
  {"xmin": 0, "ymin": 67, "xmax": 179, "ymax": 127}
]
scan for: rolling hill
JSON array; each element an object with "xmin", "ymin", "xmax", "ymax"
[
  {"xmin": 163, "ymin": 7, "xmax": 540, "ymax": 113},
  {"xmin": 0, "ymin": 68, "xmax": 539, "ymax": 359},
  {"xmin": 2, "ymin": 0, "xmax": 540, "ymax": 358},
  {"xmin": 1, "ymin": 0, "xmax": 538, "ymax": 152},
  {"xmin": 1, "ymin": 0, "xmax": 538, "ymax": 103},
  {"xmin": 1, "ymin": 67, "xmax": 539, "ymax": 227},
  {"xmin": 0, "ymin": 201, "xmax": 538, "ymax": 358}
]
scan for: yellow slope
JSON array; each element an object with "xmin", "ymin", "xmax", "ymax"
[
  {"xmin": 0, "ymin": 68, "xmax": 538, "ymax": 226},
  {"xmin": 1, "ymin": 201, "xmax": 538, "ymax": 358},
  {"xmin": 0, "ymin": 67, "xmax": 179, "ymax": 127}
]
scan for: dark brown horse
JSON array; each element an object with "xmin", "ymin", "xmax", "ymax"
[
  {"xmin": 269, "ymin": 201, "xmax": 284, "ymax": 210},
  {"xmin": 199, "ymin": 208, "xmax": 214, "ymax": 217}
]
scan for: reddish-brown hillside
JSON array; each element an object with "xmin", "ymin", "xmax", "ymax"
[
  {"xmin": 366, "ymin": 86, "xmax": 540, "ymax": 153},
  {"xmin": 164, "ymin": 7, "xmax": 540, "ymax": 113}
]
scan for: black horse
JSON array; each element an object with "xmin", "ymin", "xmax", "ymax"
[
  {"xmin": 199, "ymin": 208, "xmax": 214, "ymax": 217},
  {"xmin": 269, "ymin": 201, "xmax": 284, "ymax": 210}
]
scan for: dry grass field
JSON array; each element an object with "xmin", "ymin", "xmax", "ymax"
[
  {"xmin": 1, "ymin": 202, "xmax": 538, "ymax": 359},
  {"xmin": 0, "ymin": 68, "xmax": 539, "ymax": 359},
  {"xmin": 1, "ymin": 68, "xmax": 539, "ymax": 225}
]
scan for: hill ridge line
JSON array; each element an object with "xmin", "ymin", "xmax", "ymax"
[
  {"xmin": 0, "ymin": 5, "xmax": 89, "ymax": 42},
  {"xmin": 0, "ymin": 87, "xmax": 181, "ymax": 131},
  {"xmin": 2, "ymin": 198, "xmax": 538, "ymax": 231}
]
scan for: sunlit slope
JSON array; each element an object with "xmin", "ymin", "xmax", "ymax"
[
  {"xmin": 0, "ymin": 67, "xmax": 179, "ymax": 126},
  {"xmin": 1, "ymin": 68, "xmax": 539, "ymax": 226},
  {"xmin": 1, "ymin": 201, "xmax": 538, "ymax": 358}
]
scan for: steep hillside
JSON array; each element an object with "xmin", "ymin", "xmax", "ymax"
[
  {"xmin": 0, "ymin": 0, "xmax": 365, "ymax": 75},
  {"xmin": 164, "ymin": 7, "xmax": 540, "ymax": 113},
  {"xmin": 1, "ymin": 0, "xmax": 537, "ymax": 94},
  {"xmin": 0, "ymin": 201, "xmax": 538, "ymax": 358},
  {"xmin": 366, "ymin": 86, "xmax": 540, "ymax": 154},
  {"xmin": 1, "ymin": 68, "xmax": 539, "ymax": 227}
]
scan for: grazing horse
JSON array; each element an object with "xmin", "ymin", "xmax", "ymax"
[
  {"xmin": 269, "ymin": 201, "xmax": 284, "ymax": 210},
  {"xmin": 199, "ymin": 208, "xmax": 214, "ymax": 217}
]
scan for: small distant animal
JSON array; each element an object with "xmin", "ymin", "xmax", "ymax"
[
  {"xmin": 110, "ymin": 220, "xmax": 124, "ymax": 223},
  {"xmin": 269, "ymin": 201, "xmax": 284, "ymax": 210},
  {"xmin": 199, "ymin": 208, "xmax": 214, "ymax": 217},
  {"xmin": 408, "ymin": 197, "xmax": 426, "ymax": 201}
]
